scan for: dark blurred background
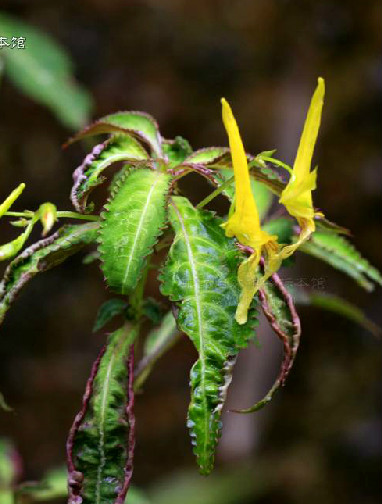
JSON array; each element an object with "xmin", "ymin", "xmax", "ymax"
[{"xmin": 0, "ymin": 1, "xmax": 381, "ymax": 503}]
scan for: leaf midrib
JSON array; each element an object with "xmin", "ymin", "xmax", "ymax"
[
  {"xmin": 121, "ymin": 173, "xmax": 161, "ymax": 293},
  {"xmin": 171, "ymin": 202, "xmax": 209, "ymax": 460}
]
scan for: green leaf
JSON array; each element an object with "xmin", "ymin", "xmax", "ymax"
[
  {"xmin": 71, "ymin": 135, "xmax": 148, "ymax": 213},
  {"xmin": 162, "ymin": 137, "xmax": 193, "ymax": 168},
  {"xmin": 262, "ymin": 217, "xmax": 294, "ymax": 244},
  {"xmin": 300, "ymin": 231, "xmax": 382, "ymax": 291},
  {"xmin": 0, "ymin": 438, "xmax": 18, "ymax": 488},
  {"xmin": 160, "ymin": 197, "xmax": 257, "ymax": 474},
  {"xmin": 93, "ymin": 298, "xmax": 128, "ymax": 333},
  {"xmin": 68, "ymin": 324, "xmax": 136, "ymax": 504},
  {"xmin": 183, "ymin": 147, "xmax": 229, "ymax": 165},
  {"xmin": 293, "ymin": 289, "xmax": 381, "ymax": 337},
  {"xmin": 0, "ymin": 393, "xmax": 12, "ymax": 412},
  {"xmin": 0, "ymin": 13, "xmax": 92, "ymax": 129},
  {"xmin": 66, "ymin": 111, "xmax": 162, "ymax": 156},
  {"xmin": 233, "ymin": 271, "xmax": 301, "ymax": 413},
  {"xmin": 0, "ymin": 223, "xmax": 98, "ymax": 325},
  {"xmin": 134, "ymin": 311, "xmax": 181, "ymax": 390},
  {"xmin": 141, "ymin": 297, "xmax": 165, "ymax": 324},
  {"xmin": 99, "ymin": 168, "xmax": 171, "ymax": 295},
  {"xmin": 16, "ymin": 467, "xmax": 68, "ymax": 501}
]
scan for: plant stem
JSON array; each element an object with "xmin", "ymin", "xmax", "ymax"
[
  {"xmin": 3, "ymin": 211, "xmax": 34, "ymax": 217},
  {"xmin": 3, "ymin": 210, "xmax": 99, "ymax": 221},
  {"xmin": 196, "ymin": 176, "xmax": 234, "ymax": 209},
  {"xmin": 56, "ymin": 211, "xmax": 99, "ymax": 221}
]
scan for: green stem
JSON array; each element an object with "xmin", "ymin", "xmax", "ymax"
[
  {"xmin": 129, "ymin": 262, "xmax": 150, "ymax": 322},
  {"xmin": 196, "ymin": 176, "xmax": 234, "ymax": 209},
  {"xmin": 3, "ymin": 211, "xmax": 33, "ymax": 217},
  {"xmin": 3, "ymin": 210, "xmax": 99, "ymax": 221},
  {"xmin": 56, "ymin": 211, "xmax": 99, "ymax": 221}
]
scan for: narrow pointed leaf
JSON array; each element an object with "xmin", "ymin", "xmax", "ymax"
[
  {"xmin": 93, "ymin": 299, "xmax": 128, "ymax": 333},
  {"xmin": 98, "ymin": 168, "xmax": 171, "ymax": 295},
  {"xmin": 0, "ymin": 223, "xmax": 98, "ymax": 325},
  {"xmin": 300, "ymin": 231, "xmax": 382, "ymax": 291},
  {"xmin": 71, "ymin": 135, "xmax": 148, "ymax": 213},
  {"xmin": 67, "ymin": 324, "xmax": 136, "ymax": 504},
  {"xmin": 233, "ymin": 269, "xmax": 301, "ymax": 413},
  {"xmin": 293, "ymin": 289, "xmax": 381, "ymax": 337},
  {"xmin": 160, "ymin": 197, "xmax": 258, "ymax": 474},
  {"xmin": 65, "ymin": 112, "xmax": 162, "ymax": 156}
]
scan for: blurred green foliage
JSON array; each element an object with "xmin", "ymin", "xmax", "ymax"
[{"xmin": 0, "ymin": 12, "xmax": 92, "ymax": 130}]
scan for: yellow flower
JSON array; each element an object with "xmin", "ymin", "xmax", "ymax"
[
  {"xmin": 221, "ymin": 79, "xmax": 325, "ymax": 324},
  {"xmin": 279, "ymin": 77, "xmax": 325, "ymax": 245},
  {"xmin": 221, "ymin": 98, "xmax": 279, "ymax": 324}
]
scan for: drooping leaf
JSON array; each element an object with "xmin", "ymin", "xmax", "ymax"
[
  {"xmin": 160, "ymin": 197, "xmax": 258, "ymax": 474},
  {"xmin": 0, "ymin": 13, "xmax": 92, "ymax": 129},
  {"xmin": 134, "ymin": 311, "xmax": 181, "ymax": 390},
  {"xmin": 99, "ymin": 168, "xmax": 171, "ymax": 295},
  {"xmin": 232, "ymin": 267, "xmax": 301, "ymax": 413},
  {"xmin": 0, "ymin": 223, "xmax": 98, "ymax": 325},
  {"xmin": 67, "ymin": 325, "xmax": 136, "ymax": 504},
  {"xmin": 300, "ymin": 231, "xmax": 382, "ymax": 291},
  {"xmin": 93, "ymin": 298, "xmax": 128, "ymax": 333},
  {"xmin": 71, "ymin": 135, "xmax": 148, "ymax": 213},
  {"xmin": 162, "ymin": 137, "xmax": 193, "ymax": 168},
  {"xmin": 66, "ymin": 112, "xmax": 162, "ymax": 156},
  {"xmin": 292, "ymin": 289, "xmax": 381, "ymax": 337}
]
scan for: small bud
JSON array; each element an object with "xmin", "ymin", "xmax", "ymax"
[{"xmin": 39, "ymin": 203, "xmax": 57, "ymax": 236}]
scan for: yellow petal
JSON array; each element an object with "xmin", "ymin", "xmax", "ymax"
[
  {"xmin": 236, "ymin": 251, "xmax": 261, "ymax": 324},
  {"xmin": 292, "ymin": 78, "xmax": 325, "ymax": 179},
  {"xmin": 221, "ymin": 98, "xmax": 273, "ymax": 249}
]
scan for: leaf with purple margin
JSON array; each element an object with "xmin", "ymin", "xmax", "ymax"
[
  {"xmin": 65, "ymin": 111, "xmax": 162, "ymax": 156},
  {"xmin": 160, "ymin": 197, "xmax": 258, "ymax": 474},
  {"xmin": 232, "ymin": 267, "xmax": 301, "ymax": 414},
  {"xmin": 183, "ymin": 147, "xmax": 229, "ymax": 165},
  {"xmin": 0, "ymin": 223, "xmax": 98, "ymax": 325},
  {"xmin": 71, "ymin": 134, "xmax": 148, "ymax": 213},
  {"xmin": 98, "ymin": 168, "xmax": 171, "ymax": 295},
  {"xmin": 67, "ymin": 324, "xmax": 136, "ymax": 504}
]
